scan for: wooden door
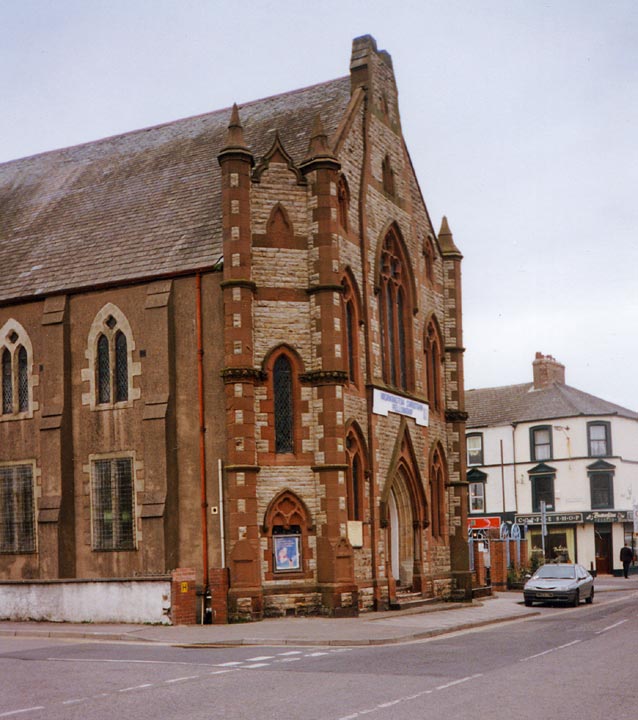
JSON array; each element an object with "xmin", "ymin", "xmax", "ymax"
[{"xmin": 595, "ymin": 526, "xmax": 612, "ymax": 574}]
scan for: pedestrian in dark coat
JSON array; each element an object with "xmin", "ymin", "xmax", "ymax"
[{"xmin": 620, "ymin": 545, "xmax": 634, "ymax": 578}]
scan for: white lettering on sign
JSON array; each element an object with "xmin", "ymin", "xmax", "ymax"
[{"xmin": 372, "ymin": 389, "xmax": 429, "ymax": 426}]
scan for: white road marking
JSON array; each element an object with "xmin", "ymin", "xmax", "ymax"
[
  {"xmin": 520, "ymin": 639, "xmax": 581, "ymax": 662},
  {"xmin": 216, "ymin": 661, "xmax": 243, "ymax": 666},
  {"xmin": 61, "ymin": 699, "xmax": 86, "ymax": 705},
  {"xmin": 0, "ymin": 708, "xmax": 45, "ymax": 718},
  {"xmin": 306, "ymin": 651, "xmax": 329, "ymax": 657},
  {"xmin": 337, "ymin": 673, "xmax": 481, "ymax": 718},
  {"xmin": 164, "ymin": 676, "xmax": 199, "ymax": 683},
  {"xmin": 435, "ymin": 674, "xmax": 483, "ymax": 690},
  {"xmin": 209, "ymin": 669, "xmax": 234, "ymax": 675},
  {"xmin": 242, "ymin": 663, "xmax": 270, "ymax": 669},
  {"xmin": 118, "ymin": 684, "xmax": 153, "ymax": 692},
  {"xmin": 596, "ymin": 619, "xmax": 628, "ymax": 635},
  {"xmin": 245, "ymin": 655, "xmax": 274, "ymax": 661}
]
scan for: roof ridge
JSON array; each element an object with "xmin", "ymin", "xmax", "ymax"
[
  {"xmin": 466, "ymin": 381, "xmax": 531, "ymax": 393},
  {"xmin": 0, "ymin": 75, "xmax": 350, "ymax": 168}
]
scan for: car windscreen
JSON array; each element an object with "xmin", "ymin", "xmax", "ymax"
[{"xmin": 534, "ymin": 565, "xmax": 575, "ymax": 579}]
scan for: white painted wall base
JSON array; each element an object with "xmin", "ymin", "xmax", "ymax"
[{"xmin": 0, "ymin": 578, "xmax": 172, "ymax": 625}]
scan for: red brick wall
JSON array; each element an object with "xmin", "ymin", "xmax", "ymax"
[
  {"xmin": 209, "ymin": 567, "xmax": 229, "ymax": 624},
  {"xmin": 170, "ymin": 568, "xmax": 197, "ymax": 625}
]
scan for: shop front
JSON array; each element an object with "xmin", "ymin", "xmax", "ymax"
[{"xmin": 516, "ymin": 510, "xmax": 634, "ymax": 574}]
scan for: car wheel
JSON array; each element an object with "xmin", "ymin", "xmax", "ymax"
[
  {"xmin": 572, "ymin": 590, "xmax": 579, "ymax": 607},
  {"xmin": 524, "ymin": 597, "xmax": 533, "ymax": 607},
  {"xmin": 585, "ymin": 587, "xmax": 594, "ymax": 604}
]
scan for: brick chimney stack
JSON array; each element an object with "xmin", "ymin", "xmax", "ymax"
[{"xmin": 532, "ymin": 352, "xmax": 565, "ymax": 389}]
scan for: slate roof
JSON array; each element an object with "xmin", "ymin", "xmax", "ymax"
[
  {"xmin": 0, "ymin": 76, "xmax": 352, "ymax": 304},
  {"xmin": 466, "ymin": 382, "xmax": 638, "ymax": 428}
]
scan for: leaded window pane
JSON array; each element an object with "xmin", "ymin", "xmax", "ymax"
[
  {"xmin": 2, "ymin": 349, "xmax": 12, "ymax": 414},
  {"xmin": 97, "ymin": 334, "xmax": 111, "ymax": 404},
  {"xmin": 0, "ymin": 465, "xmax": 35, "ymax": 553},
  {"xmin": 17, "ymin": 346, "xmax": 28, "ymax": 412},
  {"xmin": 115, "ymin": 331, "xmax": 128, "ymax": 402},
  {"xmin": 92, "ymin": 458, "xmax": 135, "ymax": 550},
  {"xmin": 115, "ymin": 458, "xmax": 135, "ymax": 547},
  {"xmin": 274, "ymin": 356, "xmax": 294, "ymax": 453}
]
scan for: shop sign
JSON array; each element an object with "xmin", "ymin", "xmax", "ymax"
[
  {"xmin": 516, "ymin": 512, "xmax": 583, "ymax": 525},
  {"xmin": 468, "ymin": 516, "xmax": 501, "ymax": 530},
  {"xmin": 372, "ymin": 389, "xmax": 429, "ymax": 426},
  {"xmin": 517, "ymin": 510, "xmax": 633, "ymax": 525},
  {"xmin": 582, "ymin": 510, "xmax": 632, "ymax": 523}
]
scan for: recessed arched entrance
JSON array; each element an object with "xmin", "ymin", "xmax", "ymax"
[
  {"xmin": 388, "ymin": 467, "xmax": 418, "ymax": 587},
  {"xmin": 382, "ymin": 426, "xmax": 428, "ymax": 593}
]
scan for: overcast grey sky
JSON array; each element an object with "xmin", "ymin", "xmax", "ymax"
[{"xmin": 2, "ymin": 1, "xmax": 637, "ymax": 410}]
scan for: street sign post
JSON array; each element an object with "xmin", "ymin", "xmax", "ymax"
[{"xmin": 540, "ymin": 500, "xmax": 547, "ymax": 556}]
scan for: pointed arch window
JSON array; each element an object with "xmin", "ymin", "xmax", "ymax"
[
  {"xmin": 346, "ymin": 430, "xmax": 366, "ymax": 522},
  {"xmin": 17, "ymin": 347, "xmax": 28, "ymax": 413},
  {"xmin": 1, "ymin": 325, "xmax": 32, "ymax": 418},
  {"xmin": 337, "ymin": 175, "xmax": 350, "ymax": 232},
  {"xmin": 425, "ymin": 319, "xmax": 443, "ymax": 413},
  {"xmin": 115, "ymin": 331, "xmax": 129, "ymax": 402},
  {"xmin": 430, "ymin": 447, "xmax": 447, "ymax": 539},
  {"xmin": 273, "ymin": 355, "xmax": 294, "ymax": 453},
  {"xmin": 379, "ymin": 228, "xmax": 412, "ymax": 390},
  {"xmin": 2, "ymin": 349, "xmax": 12, "ymax": 415},
  {"xmin": 341, "ymin": 273, "xmax": 360, "ymax": 385},
  {"xmin": 95, "ymin": 316, "xmax": 130, "ymax": 406}
]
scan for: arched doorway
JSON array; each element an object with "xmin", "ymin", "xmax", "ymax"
[
  {"xmin": 388, "ymin": 468, "xmax": 417, "ymax": 587},
  {"xmin": 382, "ymin": 427, "xmax": 428, "ymax": 593}
]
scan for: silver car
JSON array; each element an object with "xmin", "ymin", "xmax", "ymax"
[{"xmin": 523, "ymin": 563, "xmax": 594, "ymax": 607}]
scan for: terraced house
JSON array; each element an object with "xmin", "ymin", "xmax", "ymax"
[{"xmin": 0, "ymin": 36, "xmax": 470, "ymax": 623}]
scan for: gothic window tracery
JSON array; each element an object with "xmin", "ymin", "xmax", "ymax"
[
  {"xmin": 1, "ymin": 323, "xmax": 32, "ymax": 418},
  {"xmin": 379, "ymin": 228, "xmax": 413, "ymax": 390}
]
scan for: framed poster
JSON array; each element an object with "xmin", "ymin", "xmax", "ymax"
[{"xmin": 273, "ymin": 534, "xmax": 301, "ymax": 572}]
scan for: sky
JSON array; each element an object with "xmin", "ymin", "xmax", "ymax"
[{"xmin": 2, "ymin": 0, "xmax": 637, "ymax": 410}]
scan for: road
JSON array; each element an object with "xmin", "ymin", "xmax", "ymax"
[{"xmin": 1, "ymin": 590, "xmax": 637, "ymax": 720}]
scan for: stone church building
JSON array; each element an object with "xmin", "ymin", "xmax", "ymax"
[{"xmin": 0, "ymin": 36, "xmax": 470, "ymax": 621}]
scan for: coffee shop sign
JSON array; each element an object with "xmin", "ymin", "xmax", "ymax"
[{"xmin": 516, "ymin": 510, "xmax": 632, "ymax": 525}]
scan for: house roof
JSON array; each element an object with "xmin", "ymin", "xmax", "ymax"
[
  {"xmin": 466, "ymin": 381, "xmax": 638, "ymax": 428},
  {"xmin": 0, "ymin": 76, "xmax": 352, "ymax": 304}
]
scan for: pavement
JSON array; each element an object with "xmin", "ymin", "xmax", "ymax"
[{"xmin": 1, "ymin": 575, "xmax": 636, "ymax": 648}]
